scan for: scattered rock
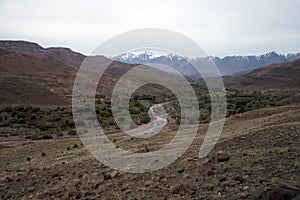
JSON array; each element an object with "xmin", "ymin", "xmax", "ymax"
[
  {"xmin": 216, "ymin": 151, "xmax": 230, "ymax": 162},
  {"xmin": 239, "ymin": 192, "xmax": 248, "ymax": 198},
  {"xmin": 27, "ymin": 186, "xmax": 35, "ymax": 192},
  {"xmin": 104, "ymin": 171, "xmax": 119, "ymax": 180},
  {"xmin": 177, "ymin": 168, "xmax": 185, "ymax": 174},
  {"xmin": 201, "ymin": 163, "xmax": 216, "ymax": 176},
  {"xmin": 75, "ymin": 191, "xmax": 82, "ymax": 199},
  {"xmin": 288, "ymin": 147, "xmax": 297, "ymax": 152},
  {"xmin": 242, "ymin": 175, "xmax": 249, "ymax": 181},
  {"xmin": 219, "ymin": 177, "xmax": 227, "ymax": 182},
  {"xmin": 103, "ymin": 173, "xmax": 111, "ymax": 180},
  {"xmin": 185, "ymin": 157, "xmax": 198, "ymax": 162},
  {"xmin": 243, "ymin": 186, "xmax": 249, "ymax": 191},
  {"xmin": 110, "ymin": 171, "xmax": 119, "ymax": 178},
  {"xmin": 234, "ymin": 175, "xmax": 244, "ymax": 184},
  {"xmin": 255, "ymin": 184, "xmax": 300, "ymax": 200},
  {"xmin": 5, "ymin": 177, "xmax": 13, "ymax": 182}
]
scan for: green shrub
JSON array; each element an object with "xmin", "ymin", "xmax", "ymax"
[
  {"xmin": 30, "ymin": 115, "xmax": 37, "ymax": 120},
  {"xmin": 31, "ymin": 107, "xmax": 40, "ymax": 113},
  {"xmin": 31, "ymin": 135, "xmax": 40, "ymax": 140},
  {"xmin": 4, "ymin": 106, "xmax": 12, "ymax": 113},
  {"xmin": 17, "ymin": 113, "xmax": 25, "ymax": 119},
  {"xmin": 16, "ymin": 106, "xmax": 25, "ymax": 112},
  {"xmin": 41, "ymin": 134, "xmax": 53, "ymax": 139},
  {"xmin": 18, "ymin": 118, "xmax": 25, "ymax": 124},
  {"xmin": 31, "ymin": 133, "xmax": 53, "ymax": 140},
  {"xmin": 55, "ymin": 132, "xmax": 63, "ymax": 137},
  {"xmin": 67, "ymin": 121, "xmax": 75, "ymax": 128},
  {"xmin": 68, "ymin": 130, "xmax": 76, "ymax": 135},
  {"xmin": 25, "ymin": 135, "xmax": 31, "ymax": 139},
  {"xmin": 39, "ymin": 124, "xmax": 49, "ymax": 131}
]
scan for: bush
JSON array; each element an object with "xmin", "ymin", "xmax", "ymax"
[
  {"xmin": 39, "ymin": 124, "xmax": 49, "ymax": 131},
  {"xmin": 18, "ymin": 118, "xmax": 25, "ymax": 124},
  {"xmin": 16, "ymin": 106, "xmax": 25, "ymax": 112},
  {"xmin": 4, "ymin": 106, "xmax": 12, "ymax": 113},
  {"xmin": 41, "ymin": 134, "xmax": 53, "ymax": 139},
  {"xmin": 17, "ymin": 113, "xmax": 25, "ymax": 119},
  {"xmin": 140, "ymin": 116, "xmax": 150, "ymax": 124},
  {"xmin": 31, "ymin": 133, "xmax": 52, "ymax": 140},
  {"xmin": 55, "ymin": 132, "xmax": 63, "ymax": 137},
  {"xmin": 68, "ymin": 130, "xmax": 77, "ymax": 135},
  {"xmin": 67, "ymin": 121, "xmax": 75, "ymax": 128},
  {"xmin": 30, "ymin": 115, "xmax": 37, "ymax": 120},
  {"xmin": 31, "ymin": 107, "xmax": 40, "ymax": 113},
  {"xmin": 41, "ymin": 152, "xmax": 46, "ymax": 157}
]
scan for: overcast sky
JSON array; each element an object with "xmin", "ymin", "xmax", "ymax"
[{"xmin": 0, "ymin": 0, "xmax": 299, "ymax": 57}]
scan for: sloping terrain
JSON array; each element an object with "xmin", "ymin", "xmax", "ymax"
[
  {"xmin": 0, "ymin": 40, "xmax": 299, "ymax": 199},
  {"xmin": 0, "ymin": 42, "xmax": 171, "ymax": 106},
  {"xmin": 0, "ymin": 48, "xmax": 77, "ymax": 105},
  {"xmin": 0, "ymin": 105, "xmax": 299, "ymax": 199},
  {"xmin": 226, "ymin": 59, "xmax": 300, "ymax": 98}
]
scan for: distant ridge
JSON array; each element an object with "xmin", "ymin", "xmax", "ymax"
[
  {"xmin": 0, "ymin": 40, "xmax": 86, "ymax": 69},
  {"xmin": 1, "ymin": 40, "xmax": 299, "ymax": 77},
  {"xmin": 226, "ymin": 58, "xmax": 300, "ymax": 96},
  {"xmin": 113, "ymin": 50, "xmax": 300, "ymax": 76}
]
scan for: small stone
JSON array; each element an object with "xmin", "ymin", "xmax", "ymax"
[
  {"xmin": 234, "ymin": 176, "xmax": 244, "ymax": 183},
  {"xmin": 240, "ymin": 192, "xmax": 248, "ymax": 198},
  {"xmin": 201, "ymin": 163, "xmax": 215, "ymax": 176},
  {"xmin": 103, "ymin": 173, "xmax": 111, "ymax": 180},
  {"xmin": 75, "ymin": 191, "xmax": 82, "ymax": 199},
  {"xmin": 110, "ymin": 170, "xmax": 119, "ymax": 178},
  {"xmin": 203, "ymin": 158, "xmax": 210, "ymax": 164},
  {"xmin": 207, "ymin": 170, "xmax": 215, "ymax": 176},
  {"xmin": 177, "ymin": 168, "xmax": 185, "ymax": 174},
  {"xmin": 6, "ymin": 177, "xmax": 13, "ymax": 182},
  {"xmin": 219, "ymin": 177, "xmax": 227, "ymax": 182},
  {"xmin": 216, "ymin": 151, "xmax": 230, "ymax": 162},
  {"xmin": 243, "ymin": 186, "xmax": 249, "ymax": 191},
  {"xmin": 288, "ymin": 147, "xmax": 297, "ymax": 152},
  {"xmin": 27, "ymin": 186, "xmax": 35, "ymax": 192},
  {"xmin": 242, "ymin": 175, "xmax": 249, "ymax": 181}
]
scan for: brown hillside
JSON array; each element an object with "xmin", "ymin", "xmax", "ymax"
[
  {"xmin": 227, "ymin": 59, "xmax": 300, "ymax": 96},
  {"xmin": 0, "ymin": 43, "xmax": 168, "ymax": 106}
]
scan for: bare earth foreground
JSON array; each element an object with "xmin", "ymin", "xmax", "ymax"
[{"xmin": 0, "ymin": 105, "xmax": 299, "ymax": 199}]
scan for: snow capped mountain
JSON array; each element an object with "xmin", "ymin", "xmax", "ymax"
[
  {"xmin": 286, "ymin": 52, "xmax": 300, "ymax": 61},
  {"xmin": 113, "ymin": 51, "xmax": 300, "ymax": 77},
  {"xmin": 114, "ymin": 51, "xmax": 187, "ymax": 64},
  {"xmin": 113, "ymin": 51, "xmax": 202, "ymax": 77},
  {"xmin": 115, "ymin": 51, "xmax": 158, "ymax": 63}
]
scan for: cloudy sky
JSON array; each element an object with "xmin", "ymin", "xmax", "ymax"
[{"xmin": 0, "ymin": 0, "xmax": 299, "ymax": 57}]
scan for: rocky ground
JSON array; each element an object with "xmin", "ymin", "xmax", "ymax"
[{"xmin": 0, "ymin": 105, "xmax": 299, "ymax": 199}]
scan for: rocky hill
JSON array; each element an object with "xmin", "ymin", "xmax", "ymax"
[
  {"xmin": 0, "ymin": 40, "xmax": 85, "ymax": 69},
  {"xmin": 227, "ymin": 58, "xmax": 300, "ymax": 96}
]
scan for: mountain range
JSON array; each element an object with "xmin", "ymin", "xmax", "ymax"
[
  {"xmin": 0, "ymin": 40, "xmax": 299, "ymax": 105},
  {"xmin": 113, "ymin": 51, "xmax": 300, "ymax": 77},
  {"xmin": 1, "ymin": 40, "xmax": 299, "ymax": 77}
]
